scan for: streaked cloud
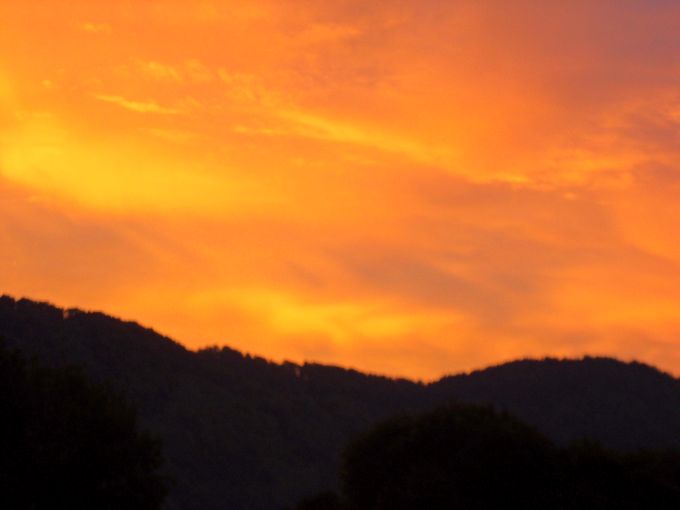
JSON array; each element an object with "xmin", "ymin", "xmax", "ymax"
[
  {"xmin": 276, "ymin": 109, "xmax": 456, "ymax": 168},
  {"xmin": 93, "ymin": 94, "xmax": 182, "ymax": 115}
]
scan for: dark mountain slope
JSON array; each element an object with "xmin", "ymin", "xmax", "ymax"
[
  {"xmin": 431, "ymin": 357, "xmax": 680, "ymax": 450},
  {"xmin": 2, "ymin": 295, "xmax": 680, "ymax": 509}
]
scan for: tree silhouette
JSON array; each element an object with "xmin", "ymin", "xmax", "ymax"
[
  {"xmin": 0, "ymin": 342, "xmax": 168, "ymax": 509},
  {"xmin": 291, "ymin": 491, "xmax": 344, "ymax": 510},
  {"xmin": 341, "ymin": 404, "xmax": 560, "ymax": 509}
]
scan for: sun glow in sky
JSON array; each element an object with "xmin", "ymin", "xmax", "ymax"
[{"xmin": 2, "ymin": 1, "xmax": 680, "ymax": 379}]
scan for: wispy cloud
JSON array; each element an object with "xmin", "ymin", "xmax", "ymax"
[
  {"xmin": 79, "ymin": 22, "xmax": 111, "ymax": 34},
  {"xmin": 295, "ymin": 22, "xmax": 362, "ymax": 45},
  {"xmin": 135, "ymin": 59, "xmax": 214, "ymax": 84},
  {"xmin": 93, "ymin": 94, "xmax": 181, "ymax": 115},
  {"xmin": 276, "ymin": 109, "xmax": 455, "ymax": 167},
  {"xmin": 137, "ymin": 61, "xmax": 182, "ymax": 81}
]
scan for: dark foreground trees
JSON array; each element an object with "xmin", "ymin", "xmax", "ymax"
[
  {"xmin": 296, "ymin": 404, "xmax": 680, "ymax": 509},
  {"xmin": 342, "ymin": 404, "xmax": 560, "ymax": 509},
  {"xmin": 0, "ymin": 343, "xmax": 168, "ymax": 509}
]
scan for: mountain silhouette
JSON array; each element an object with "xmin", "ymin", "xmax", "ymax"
[{"xmin": 2, "ymin": 295, "xmax": 680, "ymax": 509}]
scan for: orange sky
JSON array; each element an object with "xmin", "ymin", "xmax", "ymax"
[{"xmin": 2, "ymin": 1, "xmax": 680, "ymax": 379}]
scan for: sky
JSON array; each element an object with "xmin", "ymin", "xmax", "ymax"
[{"xmin": 2, "ymin": 1, "xmax": 680, "ymax": 379}]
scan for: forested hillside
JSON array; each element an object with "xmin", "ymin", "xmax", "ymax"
[{"xmin": 2, "ymin": 295, "xmax": 680, "ymax": 509}]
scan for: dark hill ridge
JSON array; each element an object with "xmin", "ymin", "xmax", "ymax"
[
  {"xmin": 432, "ymin": 357, "xmax": 680, "ymax": 450},
  {"xmin": 2, "ymin": 295, "xmax": 680, "ymax": 509}
]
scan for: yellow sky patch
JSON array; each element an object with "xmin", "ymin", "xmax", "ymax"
[{"xmin": 0, "ymin": 116, "xmax": 278, "ymax": 215}]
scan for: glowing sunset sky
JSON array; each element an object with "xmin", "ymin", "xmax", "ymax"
[{"xmin": 2, "ymin": 1, "xmax": 680, "ymax": 378}]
